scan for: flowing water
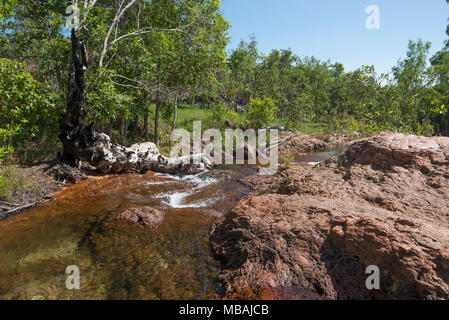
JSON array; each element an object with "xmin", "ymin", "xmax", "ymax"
[
  {"xmin": 0, "ymin": 168, "xmax": 252, "ymax": 300},
  {"xmin": 0, "ymin": 149, "xmax": 343, "ymax": 300}
]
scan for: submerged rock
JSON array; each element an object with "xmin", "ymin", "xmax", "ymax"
[
  {"xmin": 212, "ymin": 133, "xmax": 449, "ymax": 300},
  {"xmin": 117, "ymin": 207, "xmax": 166, "ymax": 229}
]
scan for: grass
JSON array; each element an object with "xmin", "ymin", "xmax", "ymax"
[
  {"xmin": 131, "ymin": 103, "xmax": 250, "ymax": 154},
  {"xmin": 298, "ymin": 121, "xmax": 327, "ymax": 135},
  {"xmin": 109, "ymin": 104, "xmax": 329, "ymax": 156},
  {"xmin": 145, "ymin": 103, "xmax": 213, "ymax": 132},
  {"xmin": 0, "ymin": 165, "xmax": 27, "ymax": 201},
  {"xmin": 157, "ymin": 103, "xmax": 248, "ymax": 131}
]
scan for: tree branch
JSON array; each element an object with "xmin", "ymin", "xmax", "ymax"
[{"xmin": 99, "ymin": 0, "xmax": 137, "ymax": 67}]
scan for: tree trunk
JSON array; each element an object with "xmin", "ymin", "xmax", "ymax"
[
  {"xmin": 144, "ymin": 92, "xmax": 150, "ymax": 141},
  {"xmin": 154, "ymin": 99, "xmax": 161, "ymax": 148},
  {"xmin": 154, "ymin": 62, "xmax": 161, "ymax": 147},
  {"xmin": 171, "ymin": 91, "xmax": 178, "ymax": 134},
  {"xmin": 120, "ymin": 117, "xmax": 127, "ymax": 145},
  {"xmin": 107, "ymin": 123, "xmax": 112, "ymax": 138},
  {"xmin": 413, "ymin": 96, "xmax": 418, "ymax": 134},
  {"xmin": 144, "ymin": 112, "xmax": 150, "ymax": 141}
]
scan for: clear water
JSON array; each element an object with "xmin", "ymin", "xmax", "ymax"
[
  {"xmin": 294, "ymin": 146, "xmax": 346, "ymax": 166},
  {"xmin": 0, "ymin": 170, "xmax": 249, "ymax": 300},
  {"xmin": 0, "ymin": 148, "xmax": 343, "ymax": 300}
]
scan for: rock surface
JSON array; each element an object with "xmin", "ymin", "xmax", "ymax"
[
  {"xmin": 212, "ymin": 132, "xmax": 449, "ymax": 299},
  {"xmin": 342, "ymin": 132, "xmax": 449, "ymax": 173},
  {"xmin": 279, "ymin": 134, "xmax": 327, "ymax": 156},
  {"xmin": 117, "ymin": 207, "xmax": 166, "ymax": 229}
]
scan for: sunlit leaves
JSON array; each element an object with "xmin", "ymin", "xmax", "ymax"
[{"xmin": 0, "ymin": 58, "xmax": 55, "ymax": 159}]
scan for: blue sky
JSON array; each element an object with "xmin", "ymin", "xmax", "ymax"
[{"xmin": 220, "ymin": 0, "xmax": 448, "ymax": 74}]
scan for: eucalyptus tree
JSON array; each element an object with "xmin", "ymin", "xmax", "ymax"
[
  {"xmin": 35, "ymin": 0, "xmax": 226, "ymax": 161},
  {"xmin": 165, "ymin": 0, "xmax": 228, "ymax": 134},
  {"xmin": 0, "ymin": 1, "xmax": 69, "ymax": 101},
  {"xmin": 56, "ymin": 0, "xmax": 217, "ymax": 172},
  {"xmin": 392, "ymin": 40, "xmax": 434, "ymax": 133},
  {"xmin": 110, "ymin": 0, "xmax": 228, "ymax": 146},
  {"xmin": 226, "ymin": 35, "xmax": 259, "ymax": 107},
  {"xmin": 429, "ymin": 48, "xmax": 449, "ymax": 135}
]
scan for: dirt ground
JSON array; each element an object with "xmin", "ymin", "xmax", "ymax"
[{"xmin": 0, "ymin": 162, "xmax": 89, "ymax": 220}]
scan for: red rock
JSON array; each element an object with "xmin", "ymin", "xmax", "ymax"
[
  {"xmin": 279, "ymin": 134, "xmax": 327, "ymax": 156},
  {"xmin": 212, "ymin": 133, "xmax": 449, "ymax": 300},
  {"xmin": 342, "ymin": 132, "xmax": 449, "ymax": 172},
  {"xmin": 117, "ymin": 207, "xmax": 165, "ymax": 228}
]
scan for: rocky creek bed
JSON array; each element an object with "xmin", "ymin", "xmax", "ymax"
[{"xmin": 0, "ymin": 132, "xmax": 448, "ymax": 300}]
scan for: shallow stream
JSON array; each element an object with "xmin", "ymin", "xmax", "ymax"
[{"xmin": 0, "ymin": 150, "xmax": 343, "ymax": 300}]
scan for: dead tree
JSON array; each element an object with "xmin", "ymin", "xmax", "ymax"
[{"xmin": 59, "ymin": 29, "xmax": 211, "ymax": 175}]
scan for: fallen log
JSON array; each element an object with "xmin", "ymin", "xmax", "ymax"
[
  {"xmin": 59, "ymin": 126, "xmax": 212, "ymax": 175},
  {"xmin": 0, "ymin": 201, "xmax": 19, "ymax": 207},
  {"xmin": 0, "ymin": 198, "xmax": 53, "ymax": 220}
]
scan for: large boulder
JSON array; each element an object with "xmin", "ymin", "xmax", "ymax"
[
  {"xmin": 212, "ymin": 133, "xmax": 449, "ymax": 299},
  {"xmin": 341, "ymin": 132, "xmax": 449, "ymax": 173},
  {"xmin": 279, "ymin": 134, "xmax": 327, "ymax": 156},
  {"xmin": 213, "ymin": 195, "xmax": 449, "ymax": 300}
]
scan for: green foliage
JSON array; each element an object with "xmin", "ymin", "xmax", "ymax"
[
  {"xmin": 208, "ymin": 104, "xmax": 238, "ymax": 128},
  {"xmin": 0, "ymin": 126, "xmax": 17, "ymax": 163},
  {"xmin": 85, "ymin": 69, "xmax": 131, "ymax": 126},
  {"xmin": 392, "ymin": 40, "xmax": 433, "ymax": 134},
  {"xmin": 0, "ymin": 175, "xmax": 5, "ymax": 199},
  {"xmin": 247, "ymin": 98, "xmax": 278, "ymax": 128},
  {"xmin": 0, "ymin": 0, "xmax": 16, "ymax": 21},
  {"xmin": 161, "ymin": 101, "xmax": 174, "ymax": 121},
  {"xmin": 280, "ymin": 153, "xmax": 295, "ymax": 169},
  {"xmin": 219, "ymin": 33, "xmax": 449, "ymax": 137},
  {"xmin": 0, "ymin": 58, "xmax": 55, "ymax": 162},
  {"xmin": 429, "ymin": 47, "xmax": 449, "ymax": 135},
  {"xmin": 1, "ymin": 0, "xmax": 449, "ymax": 163}
]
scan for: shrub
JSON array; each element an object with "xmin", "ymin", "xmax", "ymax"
[
  {"xmin": 208, "ymin": 104, "xmax": 238, "ymax": 128},
  {"xmin": 280, "ymin": 153, "xmax": 295, "ymax": 169},
  {"xmin": 0, "ymin": 58, "xmax": 55, "ymax": 162},
  {"xmin": 247, "ymin": 97, "xmax": 278, "ymax": 128}
]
